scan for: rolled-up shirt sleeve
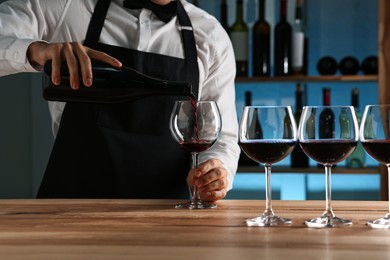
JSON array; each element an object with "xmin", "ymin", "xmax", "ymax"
[
  {"xmin": 0, "ymin": 0, "xmax": 63, "ymax": 76},
  {"xmin": 197, "ymin": 22, "xmax": 240, "ymax": 191}
]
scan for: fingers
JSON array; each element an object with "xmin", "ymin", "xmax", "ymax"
[
  {"xmin": 192, "ymin": 159, "xmax": 229, "ymax": 202},
  {"xmin": 27, "ymin": 41, "xmax": 122, "ymax": 89}
]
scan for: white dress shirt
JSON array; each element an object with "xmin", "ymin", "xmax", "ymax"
[{"xmin": 0, "ymin": 0, "xmax": 240, "ymax": 189}]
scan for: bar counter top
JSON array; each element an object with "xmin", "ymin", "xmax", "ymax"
[{"xmin": 0, "ymin": 199, "xmax": 389, "ymax": 259}]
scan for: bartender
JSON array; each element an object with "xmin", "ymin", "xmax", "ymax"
[{"xmin": 0, "ymin": 0, "xmax": 240, "ymax": 201}]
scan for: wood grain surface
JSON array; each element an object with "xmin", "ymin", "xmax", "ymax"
[{"xmin": 0, "ymin": 199, "xmax": 388, "ymax": 259}]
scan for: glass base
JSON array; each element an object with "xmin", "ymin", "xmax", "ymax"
[
  {"xmin": 246, "ymin": 213, "xmax": 292, "ymax": 227},
  {"xmin": 305, "ymin": 213, "xmax": 352, "ymax": 228},
  {"xmin": 175, "ymin": 200, "xmax": 217, "ymax": 210},
  {"xmin": 367, "ymin": 214, "xmax": 390, "ymax": 228}
]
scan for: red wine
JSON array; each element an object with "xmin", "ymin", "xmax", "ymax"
[
  {"xmin": 189, "ymin": 93, "xmax": 199, "ymax": 141},
  {"xmin": 239, "ymin": 140, "xmax": 296, "ymax": 164},
  {"xmin": 274, "ymin": 0, "xmax": 292, "ymax": 76},
  {"xmin": 300, "ymin": 140, "xmax": 357, "ymax": 165},
  {"xmin": 179, "ymin": 140, "xmax": 215, "ymax": 153},
  {"xmin": 362, "ymin": 140, "xmax": 390, "ymax": 165}
]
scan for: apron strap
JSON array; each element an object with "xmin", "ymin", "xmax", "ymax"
[
  {"xmin": 83, "ymin": 0, "xmax": 199, "ymax": 98},
  {"xmin": 84, "ymin": 0, "xmax": 111, "ymax": 47}
]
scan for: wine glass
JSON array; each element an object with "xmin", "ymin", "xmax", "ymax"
[
  {"xmin": 170, "ymin": 100, "xmax": 222, "ymax": 209},
  {"xmin": 298, "ymin": 106, "xmax": 359, "ymax": 228},
  {"xmin": 360, "ymin": 105, "xmax": 390, "ymax": 228},
  {"xmin": 239, "ymin": 106, "xmax": 297, "ymax": 226}
]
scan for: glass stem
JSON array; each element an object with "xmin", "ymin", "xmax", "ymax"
[
  {"xmin": 325, "ymin": 165, "xmax": 334, "ymax": 217},
  {"xmin": 191, "ymin": 152, "xmax": 201, "ymax": 201},
  {"xmin": 387, "ymin": 166, "xmax": 390, "ymax": 214},
  {"xmin": 264, "ymin": 164, "xmax": 274, "ymax": 215}
]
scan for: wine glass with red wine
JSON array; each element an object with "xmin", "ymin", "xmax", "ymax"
[
  {"xmin": 298, "ymin": 106, "xmax": 358, "ymax": 228},
  {"xmin": 360, "ymin": 105, "xmax": 390, "ymax": 228},
  {"xmin": 239, "ymin": 106, "xmax": 297, "ymax": 226},
  {"xmin": 170, "ymin": 100, "xmax": 222, "ymax": 209}
]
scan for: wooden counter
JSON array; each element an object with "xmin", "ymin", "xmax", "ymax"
[{"xmin": 0, "ymin": 199, "xmax": 389, "ymax": 259}]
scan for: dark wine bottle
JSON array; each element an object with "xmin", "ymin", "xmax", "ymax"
[
  {"xmin": 192, "ymin": 0, "xmax": 198, "ymax": 6},
  {"xmin": 292, "ymin": 0, "xmax": 306, "ymax": 75},
  {"xmin": 252, "ymin": 0, "xmax": 270, "ymax": 77},
  {"xmin": 42, "ymin": 61, "xmax": 192, "ymax": 103},
  {"xmin": 318, "ymin": 88, "xmax": 335, "ymax": 167},
  {"xmin": 339, "ymin": 56, "xmax": 360, "ymax": 75},
  {"xmin": 319, "ymin": 88, "xmax": 335, "ymax": 139},
  {"xmin": 220, "ymin": 0, "xmax": 230, "ymax": 33},
  {"xmin": 239, "ymin": 91, "xmax": 260, "ymax": 166},
  {"xmin": 291, "ymin": 84, "xmax": 309, "ymax": 167},
  {"xmin": 346, "ymin": 88, "xmax": 366, "ymax": 168},
  {"xmin": 317, "ymin": 56, "xmax": 338, "ymax": 75},
  {"xmin": 361, "ymin": 56, "xmax": 378, "ymax": 75},
  {"xmin": 274, "ymin": 0, "xmax": 292, "ymax": 76},
  {"xmin": 230, "ymin": 0, "xmax": 249, "ymax": 77}
]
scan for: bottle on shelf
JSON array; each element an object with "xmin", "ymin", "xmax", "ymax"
[
  {"xmin": 319, "ymin": 88, "xmax": 335, "ymax": 138},
  {"xmin": 318, "ymin": 88, "xmax": 335, "ymax": 167},
  {"xmin": 292, "ymin": 0, "xmax": 307, "ymax": 75},
  {"xmin": 339, "ymin": 56, "xmax": 360, "ymax": 75},
  {"xmin": 291, "ymin": 83, "xmax": 309, "ymax": 167},
  {"xmin": 274, "ymin": 0, "xmax": 292, "ymax": 76},
  {"xmin": 346, "ymin": 88, "xmax": 366, "ymax": 168},
  {"xmin": 238, "ymin": 91, "xmax": 260, "ymax": 166},
  {"xmin": 192, "ymin": 0, "xmax": 198, "ymax": 7},
  {"xmin": 230, "ymin": 0, "xmax": 249, "ymax": 77},
  {"xmin": 252, "ymin": 0, "xmax": 271, "ymax": 77},
  {"xmin": 220, "ymin": 0, "xmax": 230, "ymax": 33}
]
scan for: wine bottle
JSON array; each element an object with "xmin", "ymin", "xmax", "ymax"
[
  {"xmin": 319, "ymin": 88, "xmax": 335, "ymax": 139},
  {"xmin": 346, "ymin": 88, "xmax": 366, "ymax": 168},
  {"xmin": 230, "ymin": 0, "xmax": 249, "ymax": 77},
  {"xmin": 252, "ymin": 0, "xmax": 271, "ymax": 77},
  {"xmin": 220, "ymin": 0, "xmax": 230, "ymax": 33},
  {"xmin": 239, "ymin": 91, "xmax": 260, "ymax": 166},
  {"xmin": 42, "ymin": 61, "xmax": 192, "ymax": 103},
  {"xmin": 292, "ymin": 0, "xmax": 306, "ymax": 75},
  {"xmin": 291, "ymin": 84, "xmax": 309, "ymax": 167},
  {"xmin": 339, "ymin": 56, "xmax": 360, "ymax": 75},
  {"xmin": 274, "ymin": 0, "xmax": 292, "ymax": 76},
  {"xmin": 192, "ymin": 0, "xmax": 198, "ymax": 6},
  {"xmin": 361, "ymin": 56, "xmax": 378, "ymax": 75}
]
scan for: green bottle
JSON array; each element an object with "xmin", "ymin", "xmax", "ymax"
[{"xmin": 230, "ymin": 0, "xmax": 248, "ymax": 77}]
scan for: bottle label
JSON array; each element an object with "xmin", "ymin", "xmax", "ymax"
[
  {"xmin": 230, "ymin": 32, "xmax": 248, "ymax": 61},
  {"xmin": 292, "ymin": 32, "xmax": 304, "ymax": 71}
]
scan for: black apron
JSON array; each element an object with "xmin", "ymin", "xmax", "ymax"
[{"xmin": 37, "ymin": 0, "xmax": 199, "ymax": 199}]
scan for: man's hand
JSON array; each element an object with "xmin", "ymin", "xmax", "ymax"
[
  {"xmin": 27, "ymin": 41, "xmax": 122, "ymax": 89},
  {"xmin": 187, "ymin": 159, "xmax": 229, "ymax": 202}
]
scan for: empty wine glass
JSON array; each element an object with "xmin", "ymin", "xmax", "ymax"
[
  {"xmin": 360, "ymin": 105, "xmax": 390, "ymax": 228},
  {"xmin": 170, "ymin": 100, "xmax": 222, "ymax": 209},
  {"xmin": 239, "ymin": 106, "xmax": 297, "ymax": 226},
  {"xmin": 298, "ymin": 106, "xmax": 358, "ymax": 228}
]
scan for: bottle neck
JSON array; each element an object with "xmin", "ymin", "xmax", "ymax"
[
  {"xmin": 245, "ymin": 91, "xmax": 252, "ymax": 106},
  {"xmin": 352, "ymin": 89, "xmax": 359, "ymax": 110},
  {"xmin": 259, "ymin": 0, "xmax": 266, "ymax": 21},
  {"xmin": 323, "ymin": 88, "xmax": 331, "ymax": 106},
  {"xmin": 296, "ymin": 85, "xmax": 303, "ymax": 109},
  {"xmin": 221, "ymin": 0, "xmax": 228, "ymax": 26},
  {"xmin": 236, "ymin": 0, "xmax": 244, "ymax": 23},
  {"xmin": 280, "ymin": 0, "xmax": 288, "ymax": 21}
]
